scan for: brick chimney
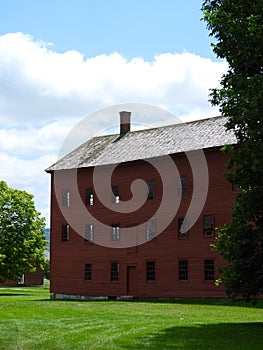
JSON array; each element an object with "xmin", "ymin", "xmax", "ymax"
[{"xmin": 119, "ymin": 111, "xmax": 131, "ymax": 135}]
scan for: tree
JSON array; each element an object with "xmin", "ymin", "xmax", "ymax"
[
  {"xmin": 202, "ymin": 1, "xmax": 263, "ymax": 300},
  {"xmin": 0, "ymin": 181, "xmax": 46, "ymax": 282},
  {"xmin": 44, "ymin": 259, "xmax": 50, "ymax": 280}
]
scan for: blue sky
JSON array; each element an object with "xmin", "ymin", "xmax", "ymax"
[
  {"xmin": 0, "ymin": 0, "xmax": 227, "ymax": 224},
  {"xmin": 0, "ymin": 0, "xmax": 213, "ymax": 60}
]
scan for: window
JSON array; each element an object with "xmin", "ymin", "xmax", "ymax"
[
  {"xmin": 61, "ymin": 225, "xmax": 69, "ymax": 241},
  {"xmin": 146, "ymin": 261, "xmax": 155, "ymax": 281},
  {"xmin": 232, "ymin": 183, "xmax": 241, "ymax": 191},
  {"xmin": 112, "ymin": 186, "xmax": 120, "ymax": 204},
  {"xmin": 62, "ymin": 190, "xmax": 70, "ymax": 207},
  {"xmin": 178, "ymin": 176, "xmax": 187, "ymax": 197},
  {"xmin": 147, "ymin": 181, "xmax": 155, "ymax": 200},
  {"xmin": 203, "ymin": 215, "xmax": 214, "ymax": 237},
  {"xmin": 178, "ymin": 260, "xmax": 188, "ymax": 280},
  {"xmin": 85, "ymin": 263, "xmax": 92, "ymax": 280},
  {"xmin": 85, "ymin": 188, "xmax": 94, "ymax": 206},
  {"xmin": 204, "ymin": 259, "xmax": 214, "ymax": 280},
  {"xmin": 111, "ymin": 262, "xmax": 119, "ymax": 281},
  {"xmin": 146, "ymin": 220, "xmax": 155, "ymax": 240},
  {"xmin": 85, "ymin": 224, "xmax": 94, "ymax": 242},
  {"xmin": 18, "ymin": 274, "xmax": 25, "ymax": 285},
  {"xmin": 111, "ymin": 224, "xmax": 120, "ymax": 241},
  {"xmin": 178, "ymin": 217, "xmax": 189, "ymax": 239}
]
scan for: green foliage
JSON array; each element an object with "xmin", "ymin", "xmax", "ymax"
[
  {"xmin": 0, "ymin": 181, "xmax": 46, "ymax": 282},
  {"xmin": 202, "ymin": 1, "xmax": 263, "ymax": 299},
  {"xmin": 44, "ymin": 259, "xmax": 50, "ymax": 280}
]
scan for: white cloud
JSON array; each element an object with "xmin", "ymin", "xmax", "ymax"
[
  {"xmin": 0, "ymin": 120, "xmax": 75, "ymax": 157},
  {"xmin": 0, "ymin": 32, "xmax": 228, "ymax": 224},
  {"xmin": 0, "ymin": 32, "xmax": 227, "ymax": 125},
  {"xmin": 0, "ymin": 151, "xmax": 56, "ymax": 224}
]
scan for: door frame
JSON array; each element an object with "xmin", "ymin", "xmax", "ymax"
[{"xmin": 126, "ymin": 265, "xmax": 137, "ymax": 296}]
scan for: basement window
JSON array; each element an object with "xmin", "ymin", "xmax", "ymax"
[
  {"xmin": 61, "ymin": 224, "xmax": 69, "ymax": 242},
  {"xmin": 111, "ymin": 262, "xmax": 119, "ymax": 281},
  {"xmin": 178, "ymin": 259, "xmax": 188, "ymax": 281},
  {"xmin": 204, "ymin": 259, "xmax": 214, "ymax": 280},
  {"xmin": 111, "ymin": 224, "xmax": 120, "ymax": 241},
  {"xmin": 85, "ymin": 224, "xmax": 94, "ymax": 242},
  {"xmin": 178, "ymin": 217, "xmax": 189, "ymax": 239},
  {"xmin": 84, "ymin": 263, "xmax": 92, "ymax": 280},
  {"xmin": 85, "ymin": 188, "xmax": 94, "ymax": 206},
  {"xmin": 112, "ymin": 186, "xmax": 120, "ymax": 204},
  {"xmin": 146, "ymin": 261, "xmax": 155, "ymax": 281},
  {"xmin": 203, "ymin": 215, "xmax": 214, "ymax": 237}
]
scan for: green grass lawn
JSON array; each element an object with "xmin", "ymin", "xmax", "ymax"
[{"xmin": 0, "ymin": 286, "xmax": 263, "ymax": 350}]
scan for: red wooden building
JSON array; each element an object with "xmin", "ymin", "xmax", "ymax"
[
  {"xmin": 46, "ymin": 112, "xmax": 238, "ymax": 299},
  {"xmin": 0, "ymin": 269, "xmax": 44, "ymax": 287}
]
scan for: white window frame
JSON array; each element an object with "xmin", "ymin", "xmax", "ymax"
[
  {"xmin": 146, "ymin": 219, "xmax": 156, "ymax": 240},
  {"xmin": 85, "ymin": 224, "xmax": 94, "ymax": 242},
  {"xmin": 111, "ymin": 225, "xmax": 120, "ymax": 241},
  {"xmin": 62, "ymin": 190, "xmax": 70, "ymax": 207}
]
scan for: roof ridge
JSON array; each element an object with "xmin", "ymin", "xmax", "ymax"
[
  {"xmin": 91, "ymin": 115, "xmax": 227, "ymax": 139},
  {"xmin": 46, "ymin": 115, "xmax": 234, "ymax": 172}
]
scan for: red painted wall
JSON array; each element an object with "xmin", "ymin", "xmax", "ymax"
[
  {"xmin": 49, "ymin": 148, "xmax": 237, "ymax": 298},
  {"xmin": 0, "ymin": 269, "xmax": 44, "ymax": 287}
]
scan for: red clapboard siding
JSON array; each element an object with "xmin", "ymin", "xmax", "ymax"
[{"xmin": 49, "ymin": 148, "xmax": 237, "ymax": 298}]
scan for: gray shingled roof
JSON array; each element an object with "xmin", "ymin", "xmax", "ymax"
[{"xmin": 46, "ymin": 116, "xmax": 237, "ymax": 171}]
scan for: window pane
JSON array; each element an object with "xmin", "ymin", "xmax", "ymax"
[
  {"xmin": 178, "ymin": 176, "xmax": 187, "ymax": 197},
  {"xmin": 203, "ymin": 215, "xmax": 214, "ymax": 237},
  {"xmin": 146, "ymin": 261, "xmax": 155, "ymax": 281},
  {"xmin": 61, "ymin": 225, "xmax": 69, "ymax": 241},
  {"xmin": 18, "ymin": 274, "xmax": 25, "ymax": 285},
  {"xmin": 62, "ymin": 190, "xmax": 70, "ymax": 206},
  {"xmin": 86, "ymin": 188, "xmax": 94, "ymax": 206},
  {"xmin": 147, "ymin": 181, "xmax": 154, "ymax": 200},
  {"xmin": 85, "ymin": 263, "xmax": 92, "ymax": 280},
  {"xmin": 179, "ymin": 259, "xmax": 188, "ymax": 280},
  {"xmin": 85, "ymin": 224, "xmax": 94, "ymax": 242},
  {"xmin": 111, "ymin": 224, "xmax": 120, "ymax": 241},
  {"xmin": 146, "ymin": 220, "xmax": 155, "ymax": 240},
  {"xmin": 204, "ymin": 259, "xmax": 214, "ymax": 280},
  {"xmin": 232, "ymin": 183, "xmax": 241, "ymax": 191},
  {"xmin": 178, "ymin": 217, "xmax": 189, "ymax": 238},
  {"xmin": 111, "ymin": 262, "xmax": 119, "ymax": 281},
  {"xmin": 112, "ymin": 186, "xmax": 120, "ymax": 204}
]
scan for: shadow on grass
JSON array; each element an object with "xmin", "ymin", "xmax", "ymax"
[
  {"xmin": 124, "ymin": 322, "xmax": 263, "ymax": 350},
  {"xmin": 0, "ymin": 287, "xmax": 47, "ymax": 298},
  {"xmin": 0, "ymin": 293, "xmax": 32, "ymax": 296},
  {"xmin": 118, "ymin": 297, "xmax": 263, "ymax": 309}
]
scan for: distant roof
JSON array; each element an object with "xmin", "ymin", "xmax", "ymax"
[{"xmin": 46, "ymin": 116, "xmax": 237, "ymax": 172}]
